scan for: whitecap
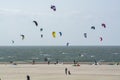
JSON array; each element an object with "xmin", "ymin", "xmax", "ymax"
[
  {"xmin": 98, "ymin": 59, "xmax": 105, "ymax": 62},
  {"xmin": 40, "ymin": 54, "xmax": 50, "ymax": 57},
  {"xmin": 90, "ymin": 55, "xmax": 95, "ymax": 58},
  {"xmin": 112, "ymin": 53, "xmax": 120, "ymax": 55},
  {"xmin": 8, "ymin": 56, "xmax": 14, "ymax": 58},
  {"xmin": 81, "ymin": 54, "xmax": 84, "ymax": 57},
  {"xmin": 31, "ymin": 57, "xmax": 39, "ymax": 60},
  {"xmin": 62, "ymin": 52, "xmax": 68, "ymax": 54}
]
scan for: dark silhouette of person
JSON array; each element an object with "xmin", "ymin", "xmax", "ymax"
[
  {"xmin": 27, "ymin": 75, "xmax": 30, "ymax": 80},
  {"xmin": 56, "ymin": 59, "xmax": 58, "ymax": 64},
  {"xmin": 48, "ymin": 60, "xmax": 50, "ymax": 65},
  {"xmin": 73, "ymin": 60, "xmax": 76, "ymax": 64},
  {"xmin": 32, "ymin": 60, "xmax": 35, "ymax": 64},
  {"xmin": 65, "ymin": 68, "xmax": 68, "ymax": 75},
  {"xmin": 68, "ymin": 70, "xmax": 71, "ymax": 75}
]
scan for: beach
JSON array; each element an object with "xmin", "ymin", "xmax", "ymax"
[{"xmin": 0, "ymin": 63, "xmax": 120, "ymax": 80}]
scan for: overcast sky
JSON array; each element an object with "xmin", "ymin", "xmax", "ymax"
[{"xmin": 0, "ymin": 0, "xmax": 120, "ymax": 46}]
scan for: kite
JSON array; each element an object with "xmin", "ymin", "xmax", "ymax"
[
  {"xmin": 40, "ymin": 28, "xmax": 43, "ymax": 31},
  {"xmin": 91, "ymin": 26, "xmax": 95, "ymax": 30},
  {"xmin": 101, "ymin": 23, "xmax": 106, "ymax": 28},
  {"xmin": 100, "ymin": 37, "xmax": 103, "ymax": 41},
  {"xmin": 12, "ymin": 40, "xmax": 14, "ymax": 44},
  {"xmin": 66, "ymin": 42, "xmax": 69, "ymax": 46},
  {"xmin": 59, "ymin": 32, "xmax": 62, "ymax": 36},
  {"xmin": 51, "ymin": 5, "xmax": 56, "ymax": 11},
  {"xmin": 84, "ymin": 33, "xmax": 87, "ymax": 38},
  {"xmin": 20, "ymin": 34, "xmax": 25, "ymax": 40},
  {"xmin": 52, "ymin": 31, "xmax": 56, "ymax": 38},
  {"xmin": 41, "ymin": 34, "xmax": 43, "ymax": 38},
  {"xmin": 33, "ymin": 20, "xmax": 38, "ymax": 26}
]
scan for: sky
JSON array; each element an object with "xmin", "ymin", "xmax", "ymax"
[{"xmin": 0, "ymin": 0, "xmax": 120, "ymax": 46}]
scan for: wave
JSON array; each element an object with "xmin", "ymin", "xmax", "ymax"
[{"xmin": 112, "ymin": 53, "xmax": 120, "ymax": 55}]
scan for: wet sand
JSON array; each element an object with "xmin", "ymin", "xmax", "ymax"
[{"xmin": 0, "ymin": 64, "xmax": 120, "ymax": 80}]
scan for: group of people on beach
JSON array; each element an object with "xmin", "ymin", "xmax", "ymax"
[
  {"xmin": 65, "ymin": 68, "xmax": 71, "ymax": 75},
  {"xmin": 32, "ymin": 58, "xmax": 60, "ymax": 65}
]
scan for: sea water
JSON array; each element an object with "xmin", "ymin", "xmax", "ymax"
[{"xmin": 0, "ymin": 46, "xmax": 120, "ymax": 62}]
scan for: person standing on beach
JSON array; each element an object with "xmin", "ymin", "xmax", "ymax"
[
  {"xmin": 73, "ymin": 60, "xmax": 76, "ymax": 64},
  {"xmin": 56, "ymin": 59, "xmax": 58, "ymax": 64},
  {"xmin": 27, "ymin": 75, "xmax": 30, "ymax": 80},
  {"xmin": 65, "ymin": 68, "xmax": 68, "ymax": 75},
  {"xmin": 68, "ymin": 70, "xmax": 71, "ymax": 75},
  {"xmin": 48, "ymin": 60, "xmax": 50, "ymax": 65},
  {"xmin": 32, "ymin": 60, "xmax": 35, "ymax": 65}
]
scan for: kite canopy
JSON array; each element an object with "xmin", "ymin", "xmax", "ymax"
[
  {"xmin": 59, "ymin": 32, "xmax": 62, "ymax": 36},
  {"xmin": 101, "ymin": 23, "xmax": 106, "ymax": 28},
  {"xmin": 91, "ymin": 26, "xmax": 95, "ymax": 30},
  {"xmin": 84, "ymin": 33, "xmax": 87, "ymax": 38},
  {"xmin": 66, "ymin": 42, "xmax": 69, "ymax": 46},
  {"xmin": 41, "ymin": 34, "xmax": 43, "ymax": 38},
  {"xmin": 52, "ymin": 32, "xmax": 56, "ymax": 38},
  {"xmin": 100, "ymin": 37, "xmax": 103, "ymax": 41},
  {"xmin": 33, "ymin": 20, "xmax": 38, "ymax": 26},
  {"xmin": 12, "ymin": 40, "xmax": 14, "ymax": 44},
  {"xmin": 40, "ymin": 28, "xmax": 43, "ymax": 31},
  {"xmin": 51, "ymin": 5, "xmax": 56, "ymax": 11},
  {"xmin": 20, "ymin": 34, "xmax": 25, "ymax": 40}
]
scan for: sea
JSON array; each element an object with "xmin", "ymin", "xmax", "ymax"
[{"xmin": 0, "ymin": 46, "xmax": 120, "ymax": 63}]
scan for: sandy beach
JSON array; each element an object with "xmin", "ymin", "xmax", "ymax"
[{"xmin": 0, "ymin": 63, "xmax": 119, "ymax": 80}]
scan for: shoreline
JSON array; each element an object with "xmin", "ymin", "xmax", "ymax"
[{"xmin": 0, "ymin": 61, "xmax": 119, "ymax": 65}]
